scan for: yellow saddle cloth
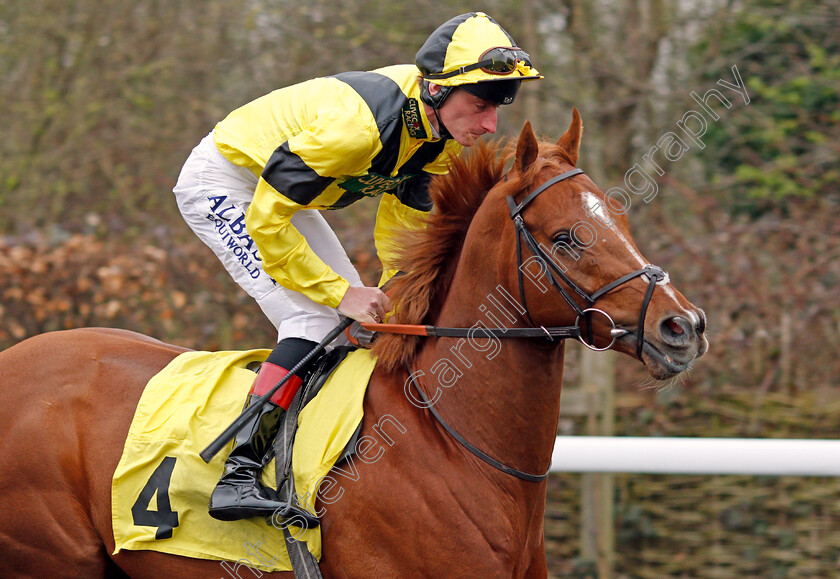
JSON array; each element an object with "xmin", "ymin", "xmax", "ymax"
[{"xmin": 111, "ymin": 347, "xmax": 377, "ymax": 571}]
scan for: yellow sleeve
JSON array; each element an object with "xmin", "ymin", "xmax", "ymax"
[
  {"xmin": 287, "ymin": 108, "xmax": 380, "ymax": 179},
  {"xmin": 374, "ymin": 193, "xmax": 430, "ymax": 287},
  {"xmin": 245, "ymin": 105, "xmax": 381, "ymax": 308},
  {"xmin": 246, "ymin": 179, "xmax": 351, "ymax": 308}
]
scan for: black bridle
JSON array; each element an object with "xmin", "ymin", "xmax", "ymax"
[
  {"xmin": 505, "ymin": 167, "xmax": 667, "ymax": 359},
  {"xmin": 385, "ymin": 168, "xmax": 669, "ymax": 356},
  {"xmin": 389, "ymin": 167, "xmax": 670, "ymax": 483}
]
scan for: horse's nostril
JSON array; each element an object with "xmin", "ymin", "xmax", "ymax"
[
  {"xmin": 665, "ymin": 318, "xmax": 685, "ymax": 336},
  {"xmin": 661, "ymin": 316, "xmax": 693, "ymax": 343}
]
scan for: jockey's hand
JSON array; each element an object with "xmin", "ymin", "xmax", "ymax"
[{"xmin": 337, "ymin": 286, "xmax": 392, "ymax": 324}]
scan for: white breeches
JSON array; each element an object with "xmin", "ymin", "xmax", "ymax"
[{"xmin": 173, "ymin": 132, "xmax": 362, "ymax": 344}]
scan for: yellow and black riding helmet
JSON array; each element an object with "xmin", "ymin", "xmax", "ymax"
[{"xmin": 416, "ymin": 12, "xmax": 542, "ymax": 136}]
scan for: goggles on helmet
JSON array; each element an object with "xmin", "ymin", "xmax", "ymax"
[{"xmin": 423, "ymin": 47, "xmax": 532, "ymax": 80}]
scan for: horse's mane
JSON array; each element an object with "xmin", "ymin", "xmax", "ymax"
[{"xmin": 372, "ymin": 136, "xmax": 574, "ymax": 372}]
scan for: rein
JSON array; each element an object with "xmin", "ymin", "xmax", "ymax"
[
  {"xmin": 361, "ymin": 322, "xmax": 582, "ymax": 340},
  {"xmin": 406, "ymin": 369, "xmax": 550, "ymax": 482}
]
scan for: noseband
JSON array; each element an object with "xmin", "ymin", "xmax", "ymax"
[{"xmin": 506, "ymin": 167, "xmax": 666, "ymax": 360}]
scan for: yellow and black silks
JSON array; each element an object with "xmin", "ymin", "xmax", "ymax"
[
  {"xmin": 212, "ymin": 64, "xmax": 462, "ymax": 309},
  {"xmin": 111, "ymin": 348, "xmax": 377, "ymax": 571}
]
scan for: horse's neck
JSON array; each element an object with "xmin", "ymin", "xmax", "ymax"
[{"xmin": 415, "ymin": 283, "xmax": 566, "ymax": 478}]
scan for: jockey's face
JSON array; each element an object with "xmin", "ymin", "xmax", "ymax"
[{"xmin": 432, "ymin": 86, "xmax": 499, "ymax": 147}]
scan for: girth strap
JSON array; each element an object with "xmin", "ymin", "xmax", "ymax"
[
  {"xmin": 282, "ymin": 526, "xmax": 323, "ymax": 579},
  {"xmin": 271, "ymin": 348, "xmax": 356, "ymax": 579}
]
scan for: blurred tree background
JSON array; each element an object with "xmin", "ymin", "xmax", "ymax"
[{"xmin": 1, "ymin": 0, "xmax": 838, "ymax": 576}]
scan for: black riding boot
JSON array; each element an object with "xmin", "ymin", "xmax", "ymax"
[{"xmin": 208, "ymin": 338, "xmax": 316, "ymax": 522}]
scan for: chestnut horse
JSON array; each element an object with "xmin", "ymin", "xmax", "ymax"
[{"xmin": 0, "ymin": 112, "xmax": 707, "ymax": 578}]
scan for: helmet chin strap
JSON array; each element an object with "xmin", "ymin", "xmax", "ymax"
[
  {"xmin": 420, "ymin": 80, "xmax": 453, "ymax": 140},
  {"xmin": 432, "ymin": 105, "xmax": 452, "ymax": 140}
]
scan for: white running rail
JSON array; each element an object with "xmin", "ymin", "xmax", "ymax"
[{"xmin": 551, "ymin": 436, "xmax": 840, "ymax": 476}]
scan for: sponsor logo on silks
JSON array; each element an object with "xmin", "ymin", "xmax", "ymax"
[
  {"xmin": 338, "ymin": 173, "xmax": 413, "ymax": 197},
  {"xmin": 204, "ymin": 194, "xmax": 274, "ymax": 284},
  {"xmin": 401, "ymin": 98, "xmax": 427, "ymax": 139}
]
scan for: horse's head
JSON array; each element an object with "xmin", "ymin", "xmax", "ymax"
[
  {"xmin": 480, "ymin": 109, "xmax": 708, "ymax": 379},
  {"xmin": 375, "ymin": 109, "xmax": 707, "ymax": 380}
]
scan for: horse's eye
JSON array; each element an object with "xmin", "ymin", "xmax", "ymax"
[{"xmin": 552, "ymin": 231, "xmax": 574, "ymax": 246}]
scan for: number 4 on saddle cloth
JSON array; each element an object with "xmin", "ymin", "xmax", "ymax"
[{"xmin": 110, "ymin": 345, "xmax": 377, "ymax": 572}]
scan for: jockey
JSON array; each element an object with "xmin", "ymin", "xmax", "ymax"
[{"xmin": 173, "ymin": 12, "xmax": 542, "ymax": 522}]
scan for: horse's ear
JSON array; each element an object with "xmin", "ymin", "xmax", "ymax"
[
  {"xmin": 556, "ymin": 107, "xmax": 583, "ymax": 166},
  {"xmin": 514, "ymin": 120, "xmax": 539, "ymax": 173}
]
